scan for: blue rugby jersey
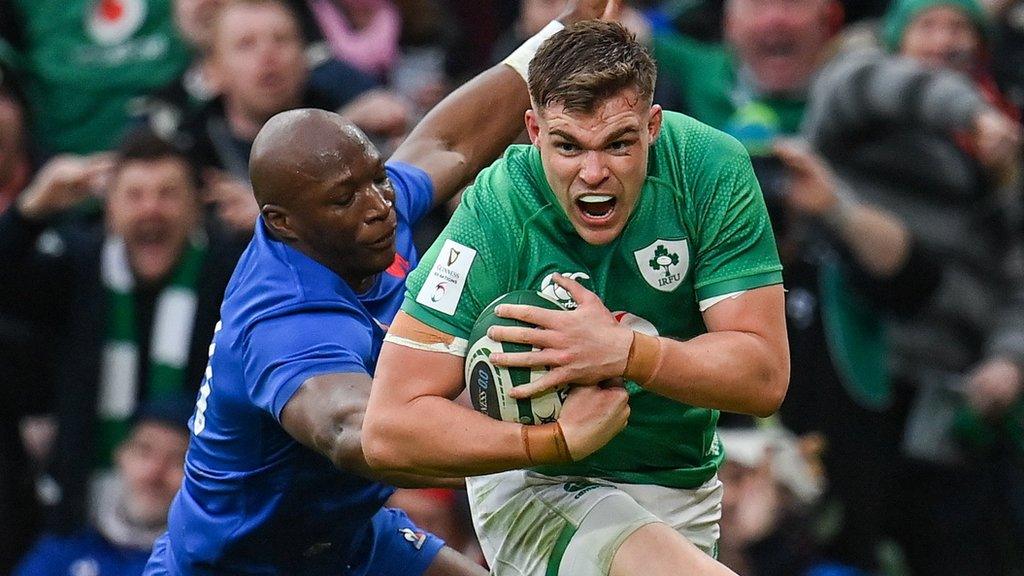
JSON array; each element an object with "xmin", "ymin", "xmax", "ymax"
[{"xmin": 146, "ymin": 162, "xmax": 433, "ymax": 575}]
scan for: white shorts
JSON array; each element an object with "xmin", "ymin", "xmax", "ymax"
[{"xmin": 466, "ymin": 470, "xmax": 722, "ymax": 576}]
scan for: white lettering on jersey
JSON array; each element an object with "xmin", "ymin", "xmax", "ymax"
[
  {"xmin": 415, "ymin": 240, "xmax": 477, "ymax": 316},
  {"xmin": 193, "ymin": 320, "xmax": 221, "ymax": 436}
]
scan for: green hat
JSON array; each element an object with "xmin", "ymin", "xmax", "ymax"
[{"xmin": 882, "ymin": 0, "xmax": 989, "ymax": 51}]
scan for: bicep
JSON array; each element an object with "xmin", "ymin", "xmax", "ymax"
[
  {"xmin": 280, "ymin": 371, "xmax": 372, "ymax": 458},
  {"xmin": 243, "ymin": 309, "xmax": 371, "ymax": 420},
  {"xmin": 371, "ymin": 312, "xmax": 467, "ymax": 408},
  {"xmin": 702, "ymin": 284, "xmax": 788, "ymax": 356}
]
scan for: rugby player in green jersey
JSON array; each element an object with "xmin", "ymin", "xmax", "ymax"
[{"xmin": 364, "ymin": 20, "xmax": 789, "ymax": 576}]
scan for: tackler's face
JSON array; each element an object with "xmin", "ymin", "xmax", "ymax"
[
  {"xmin": 289, "ymin": 129, "xmax": 398, "ymax": 284},
  {"xmin": 526, "ymin": 87, "xmax": 663, "ymax": 246}
]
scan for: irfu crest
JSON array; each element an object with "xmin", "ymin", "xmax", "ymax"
[{"xmin": 633, "ymin": 239, "xmax": 689, "ymax": 292}]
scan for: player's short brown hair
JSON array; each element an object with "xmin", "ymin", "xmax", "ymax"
[{"xmin": 528, "ymin": 21, "xmax": 657, "ymax": 113}]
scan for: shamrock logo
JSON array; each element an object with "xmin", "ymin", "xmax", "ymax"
[{"xmin": 648, "ymin": 244, "xmax": 680, "ymax": 278}]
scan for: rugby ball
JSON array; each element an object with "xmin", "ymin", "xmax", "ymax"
[{"xmin": 465, "ymin": 290, "xmax": 569, "ymax": 425}]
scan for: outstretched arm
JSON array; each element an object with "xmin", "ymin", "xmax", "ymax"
[
  {"xmin": 389, "ymin": 0, "xmax": 623, "ymax": 207},
  {"xmin": 280, "ymin": 371, "xmax": 465, "ymax": 488}
]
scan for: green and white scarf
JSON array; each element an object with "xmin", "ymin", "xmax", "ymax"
[{"xmin": 95, "ymin": 236, "xmax": 206, "ymax": 467}]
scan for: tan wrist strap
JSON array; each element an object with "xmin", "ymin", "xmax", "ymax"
[
  {"xmin": 623, "ymin": 331, "xmax": 663, "ymax": 387},
  {"xmin": 522, "ymin": 422, "xmax": 573, "ymax": 465}
]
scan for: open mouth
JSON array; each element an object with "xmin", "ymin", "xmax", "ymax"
[
  {"xmin": 756, "ymin": 37, "xmax": 801, "ymax": 61},
  {"xmin": 575, "ymin": 194, "xmax": 617, "ymax": 225},
  {"xmin": 129, "ymin": 227, "xmax": 171, "ymax": 249}
]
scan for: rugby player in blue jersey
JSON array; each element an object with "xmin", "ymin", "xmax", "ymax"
[{"xmin": 142, "ymin": 1, "xmax": 624, "ymax": 573}]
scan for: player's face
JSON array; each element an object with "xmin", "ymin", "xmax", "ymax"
[
  {"xmin": 209, "ymin": 2, "xmax": 307, "ymax": 122},
  {"xmin": 115, "ymin": 422, "xmax": 188, "ymax": 527},
  {"xmin": 289, "ymin": 135, "xmax": 398, "ymax": 288},
  {"xmin": 106, "ymin": 157, "xmax": 201, "ymax": 285},
  {"xmin": 526, "ymin": 88, "xmax": 663, "ymax": 246},
  {"xmin": 900, "ymin": 6, "xmax": 980, "ymax": 73},
  {"xmin": 725, "ymin": 0, "xmax": 835, "ymax": 94}
]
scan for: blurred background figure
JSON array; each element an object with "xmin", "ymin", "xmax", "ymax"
[
  {"xmin": 716, "ymin": 426, "xmax": 867, "ymax": 576},
  {"xmin": 0, "ymin": 129, "xmax": 244, "ymax": 537},
  {"xmin": 158, "ymin": 0, "xmax": 411, "ymax": 235},
  {"xmin": 302, "ymin": 0, "xmax": 402, "ymax": 79},
  {"xmin": 0, "ymin": 62, "xmax": 43, "ymax": 575},
  {"xmin": 652, "ymin": 0, "xmax": 844, "ymax": 144},
  {"xmin": 14, "ymin": 397, "xmax": 192, "ymax": 576},
  {"xmin": 0, "ymin": 63, "xmax": 30, "ymax": 213},
  {"xmin": 804, "ymin": 0, "xmax": 1024, "ymax": 573},
  {"xmin": 0, "ymin": 0, "xmax": 189, "ymax": 156}
]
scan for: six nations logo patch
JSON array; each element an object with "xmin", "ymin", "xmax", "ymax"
[{"xmin": 633, "ymin": 238, "xmax": 689, "ymax": 292}]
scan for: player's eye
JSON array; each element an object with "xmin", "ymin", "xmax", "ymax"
[
  {"xmin": 607, "ymin": 140, "xmax": 634, "ymax": 153},
  {"xmin": 554, "ymin": 141, "xmax": 579, "ymax": 154}
]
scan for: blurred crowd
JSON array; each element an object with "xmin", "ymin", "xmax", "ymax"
[{"xmin": 1, "ymin": 0, "xmax": 1023, "ymax": 574}]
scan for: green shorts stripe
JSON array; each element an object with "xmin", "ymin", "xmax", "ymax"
[{"xmin": 546, "ymin": 521, "xmax": 578, "ymax": 576}]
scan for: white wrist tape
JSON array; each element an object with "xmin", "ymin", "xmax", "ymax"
[{"xmin": 502, "ymin": 20, "xmax": 565, "ymax": 82}]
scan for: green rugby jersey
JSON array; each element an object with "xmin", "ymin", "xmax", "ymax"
[
  {"xmin": 12, "ymin": 0, "xmax": 188, "ymax": 154},
  {"xmin": 403, "ymin": 111, "xmax": 783, "ymax": 488}
]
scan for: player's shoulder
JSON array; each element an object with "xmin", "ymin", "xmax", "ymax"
[
  {"xmin": 650, "ymin": 110, "xmax": 753, "ymax": 193},
  {"xmin": 222, "ymin": 225, "xmax": 362, "ymax": 332},
  {"xmin": 657, "ymin": 110, "xmax": 750, "ymax": 160},
  {"xmin": 460, "ymin": 144, "xmax": 551, "ymax": 220},
  {"xmin": 385, "ymin": 160, "xmax": 434, "ymax": 222}
]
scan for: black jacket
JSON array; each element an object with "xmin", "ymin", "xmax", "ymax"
[{"xmin": 0, "ymin": 206, "xmax": 246, "ymax": 532}]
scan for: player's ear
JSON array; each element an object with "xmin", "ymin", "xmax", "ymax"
[
  {"xmin": 525, "ymin": 108, "xmax": 542, "ymax": 147},
  {"xmin": 647, "ymin": 104, "xmax": 663, "ymax": 142},
  {"xmin": 261, "ymin": 204, "xmax": 298, "ymax": 243}
]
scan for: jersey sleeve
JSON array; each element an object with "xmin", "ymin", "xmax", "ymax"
[
  {"xmin": 386, "ymin": 161, "xmax": 435, "ymax": 227},
  {"xmin": 241, "ymin": 306, "xmax": 371, "ymax": 421},
  {"xmin": 691, "ymin": 136, "xmax": 783, "ymax": 304},
  {"xmin": 399, "ymin": 167, "xmax": 517, "ymax": 346}
]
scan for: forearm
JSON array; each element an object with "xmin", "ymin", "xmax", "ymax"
[
  {"xmin": 344, "ymin": 442, "xmax": 466, "ymax": 489},
  {"xmin": 390, "ymin": 65, "xmax": 531, "ymax": 205},
  {"xmin": 636, "ymin": 331, "xmax": 789, "ymax": 418},
  {"xmin": 364, "ymin": 395, "xmax": 537, "ymax": 477},
  {"xmin": 824, "ymin": 194, "xmax": 911, "ymax": 278}
]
